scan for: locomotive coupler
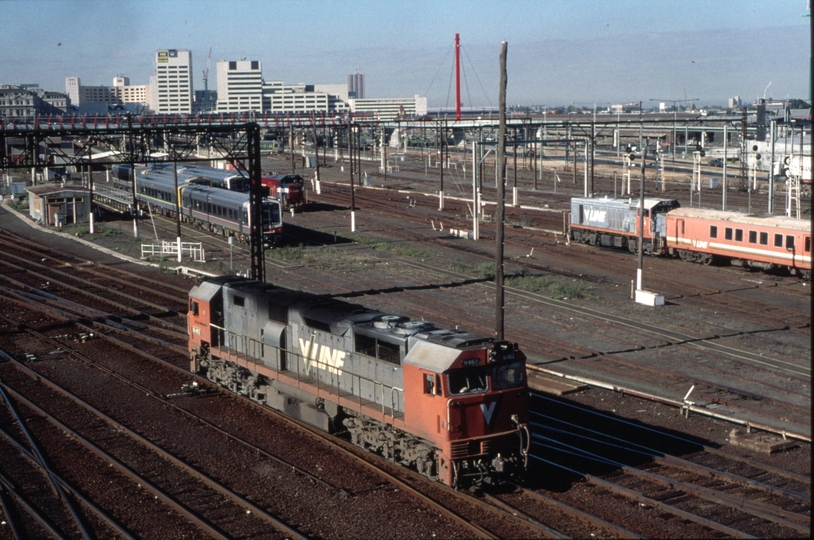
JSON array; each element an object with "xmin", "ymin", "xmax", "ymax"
[{"xmin": 492, "ymin": 452, "xmax": 505, "ymax": 473}]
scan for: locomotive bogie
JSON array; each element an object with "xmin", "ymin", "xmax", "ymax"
[{"xmin": 188, "ymin": 276, "xmax": 530, "ymax": 489}]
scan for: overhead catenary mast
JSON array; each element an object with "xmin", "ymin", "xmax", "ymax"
[{"xmin": 455, "ymin": 33, "xmax": 462, "ymax": 121}]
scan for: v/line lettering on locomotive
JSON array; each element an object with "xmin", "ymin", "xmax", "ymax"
[
  {"xmin": 299, "ymin": 336, "xmax": 347, "ymax": 376},
  {"xmin": 188, "ymin": 276, "xmax": 530, "ymax": 489}
]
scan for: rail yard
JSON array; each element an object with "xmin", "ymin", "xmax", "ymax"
[{"xmin": 0, "ymin": 128, "xmax": 810, "ymax": 538}]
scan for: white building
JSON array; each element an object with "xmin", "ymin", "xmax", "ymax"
[
  {"xmin": 65, "ymin": 76, "xmax": 149, "ymax": 107},
  {"xmin": 154, "ymin": 49, "xmax": 193, "ymax": 113},
  {"xmin": 216, "ymin": 59, "xmax": 263, "ymax": 112},
  {"xmin": 349, "ymin": 95, "xmax": 427, "ymax": 120}
]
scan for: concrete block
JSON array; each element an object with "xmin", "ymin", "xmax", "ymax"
[
  {"xmin": 729, "ymin": 428, "xmax": 798, "ymax": 453},
  {"xmin": 635, "ymin": 289, "xmax": 664, "ymax": 306}
]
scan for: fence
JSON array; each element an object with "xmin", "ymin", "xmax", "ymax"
[{"xmin": 141, "ymin": 240, "xmax": 205, "ymax": 262}]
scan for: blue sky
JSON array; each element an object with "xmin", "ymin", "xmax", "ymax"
[{"xmin": 1, "ymin": 0, "xmax": 809, "ymax": 107}]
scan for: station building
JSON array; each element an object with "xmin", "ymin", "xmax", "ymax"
[{"xmin": 25, "ymin": 184, "xmax": 91, "ymax": 227}]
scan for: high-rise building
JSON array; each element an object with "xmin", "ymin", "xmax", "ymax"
[
  {"xmin": 65, "ymin": 76, "xmax": 81, "ymax": 106},
  {"xmin": 347, "ymin": 70, "xmax": 364, "ymax": 99},
  {"xmin": 154, "ymin": 49, "xmax": 193, "ymax": 113},
  {"xmin": 216, "ymin": 59, "xmax": 263, "ymax": 112}
]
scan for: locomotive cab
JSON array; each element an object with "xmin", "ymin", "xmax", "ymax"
[{"xmin": 403, "ymin": 338, "xmax": 529, "ymax": 488}]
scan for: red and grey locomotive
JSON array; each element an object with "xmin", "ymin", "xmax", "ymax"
[
  {"xmin": 188, "ymin": 276, "xmax": 529, "ymax": 488},
  {"xmin": 565, "ymin": 196, "xmax": 812, "ymax": 277}
]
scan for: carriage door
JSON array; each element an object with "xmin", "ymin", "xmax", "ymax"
[{"xmin": 676, "ymin": 219, "xmax": 684, "ymax": 239}]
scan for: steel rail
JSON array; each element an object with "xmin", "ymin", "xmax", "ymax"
[
  {"xmin": 529, "ymin": 366, "xmax": 811, "ymax": 443},
  {"xmin": 0, "ymin": 385, "xmax": 91, "ymax": 540},
  {"xmin": 533, "ymin": 393, "xmax": 811, "ymax": 487},
  {"xmin": 0, "ymin": 470, "xmax": 64, "ymax": 540},
  {"xmin": 534, "ymin": 435, "xmax": 810, "ymax": 535},
  {"xmin": 533, "ymin": 413, "xmax": 810, "ymax": 502},
  {"xmin": 1, "ymin": 357, "xmax": 308, "ymax": 540},
  {"xmin": 529, "ymin": 453, "xmax": 758, "ymax": 539},
  {"xmin": 503, "ymin": 483, "xmax": 645, "ymax": 539},
  {"xmin": 0, "ymin": 428, "xmax": 136, "ymax": 540}
]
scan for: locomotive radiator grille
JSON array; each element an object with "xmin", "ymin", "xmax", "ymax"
[
  {"xmin": 450, "ymin": 435, "xmax": 511, "ymax": 459},
  {"xmin": 450, "ymin": 440, "xmax": 483, "ymax": 459}
]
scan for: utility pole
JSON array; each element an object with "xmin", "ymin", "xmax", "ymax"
[
  {"xmin": 128, "ymin": 113, "xmax": 138, "ymax": 239},
  {"xmin": 637, "ymin": 144, "xmax": 648, "ymax": 292},
  {"xmin": 495, "ymin": 41, "xmax": 507, "ymax": 341}
]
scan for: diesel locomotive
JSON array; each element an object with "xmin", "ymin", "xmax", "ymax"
[
  {"xmin": 188, "ymin": 276, "xmax": 530, "ymax": 488},
  {"xmin": 565, "ymin": 196, "xmax": 811, "ymax": 277}
]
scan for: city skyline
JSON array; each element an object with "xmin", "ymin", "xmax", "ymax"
[{"xmin": 1, "ymin": 0, "xmax": 809, "ymax": 108}]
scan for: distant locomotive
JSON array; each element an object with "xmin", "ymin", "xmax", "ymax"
[
  {"xmin": 565, "ymin": 196, "xmax": 812, "ymax": 277},
  {"xmin": 112, "ymin": 164, "xmax": 283, "ymax": 245},
  {"xmin": 261, "ymin": 173, "xmax": 307, "ymax": 211},
  {"xmin": 188, "ymin": 276, "xmax": 530, "ymax": 488}
]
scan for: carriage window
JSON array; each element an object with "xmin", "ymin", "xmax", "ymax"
[
  {"xmin": 759, "ymin": 232, "xmax": 768, "ymax": 245},
  {"xmin": 806, "ymin": 237, "xmax": 811, "ymax": 253},
  {"xmin": 774, "ymin": 234, "xmax": 783, "ymax": 248},
  {"xmin": 448, "ymin": 367, "xmax": 489, "ymax": 395},
  {"xmin": 710, "ymin": 226, "xmax": 718, "ymax": 238},
  {"xmin": 749, "ymin": 231, "xmax": 757, "ymax": 244},
  {"xmin": 724, "ymin": 227, "xmax": 732, "ymax": 240},
  {"xmin": 735, "ymin": 229, "xmax": 743, "ymax": 242},
  {"xmin": 786, "ymin": 236, "xmax": 795, "ymax": 250}
]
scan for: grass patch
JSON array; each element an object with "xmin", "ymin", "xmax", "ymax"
[{"xmin": 506, "ymin": 274, "xmax": 595, "ymax": 300}]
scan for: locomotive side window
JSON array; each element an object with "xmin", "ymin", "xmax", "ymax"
[
  {"xmin": 735, "ymin": 229, "xmax": 743, "ymax": 242},
  {"xmin": 233, "ymin": 296, "xmax": 245, "ymax": 307},
  {"xmin": 448, "ymin": 367, "xmax": 488, "ymax": 395},
  {"xmin": 786, "ymin": 235, "xmax": 794, "ymax": 250},
  {"xmin": 774, "ymin": 233, "xmax": 783, "ymax": 248},
  {"xmin": 749, "ymin": 231, "xmax": 757, "ymax": 244},
  {"xmin": 710, "ymin": 226, "xmax": 718, "ymax": 238},
  {"xmin": 189, "ymin": 300, "xmax": 199, "ymax": 316},
  {"xmin": 424, "ymin": 373, "xmax": 441, "ymax": 395},
  {"xmin": 759, "ymin": 232, "xmax": 768, "ymax": 245},
  {"xmin": 724, "ymin": 227, "xmax": 732, "ymax": 240}
]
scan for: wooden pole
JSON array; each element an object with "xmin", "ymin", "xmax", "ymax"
[{"xmin": 495, "ymin": 41, "xmax": 507, "ymax": 340}]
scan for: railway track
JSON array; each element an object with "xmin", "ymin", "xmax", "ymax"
[
  {"xmin": 526, "ymin": 393, "xmax": 810, "ymax": 538},
  {"xmin": 0, "ymin": 177, "xmax": 808, "ymax": 537},
  {"xmin": 0, "ymin": 285, "xmax": 546, "ymax": 538}
]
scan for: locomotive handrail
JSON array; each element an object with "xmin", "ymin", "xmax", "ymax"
[{"xmin": 209, "ymin": 323, "xmax": 404, "ymax": 419}]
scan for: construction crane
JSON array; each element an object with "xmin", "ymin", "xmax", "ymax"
[
  {"xmin": 202, "ymin": 47, "xmax": 213, "ymax": 111},
  {"xmin": 203, "ymin": 47, "xmax": 212, "ymax": 93}
]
